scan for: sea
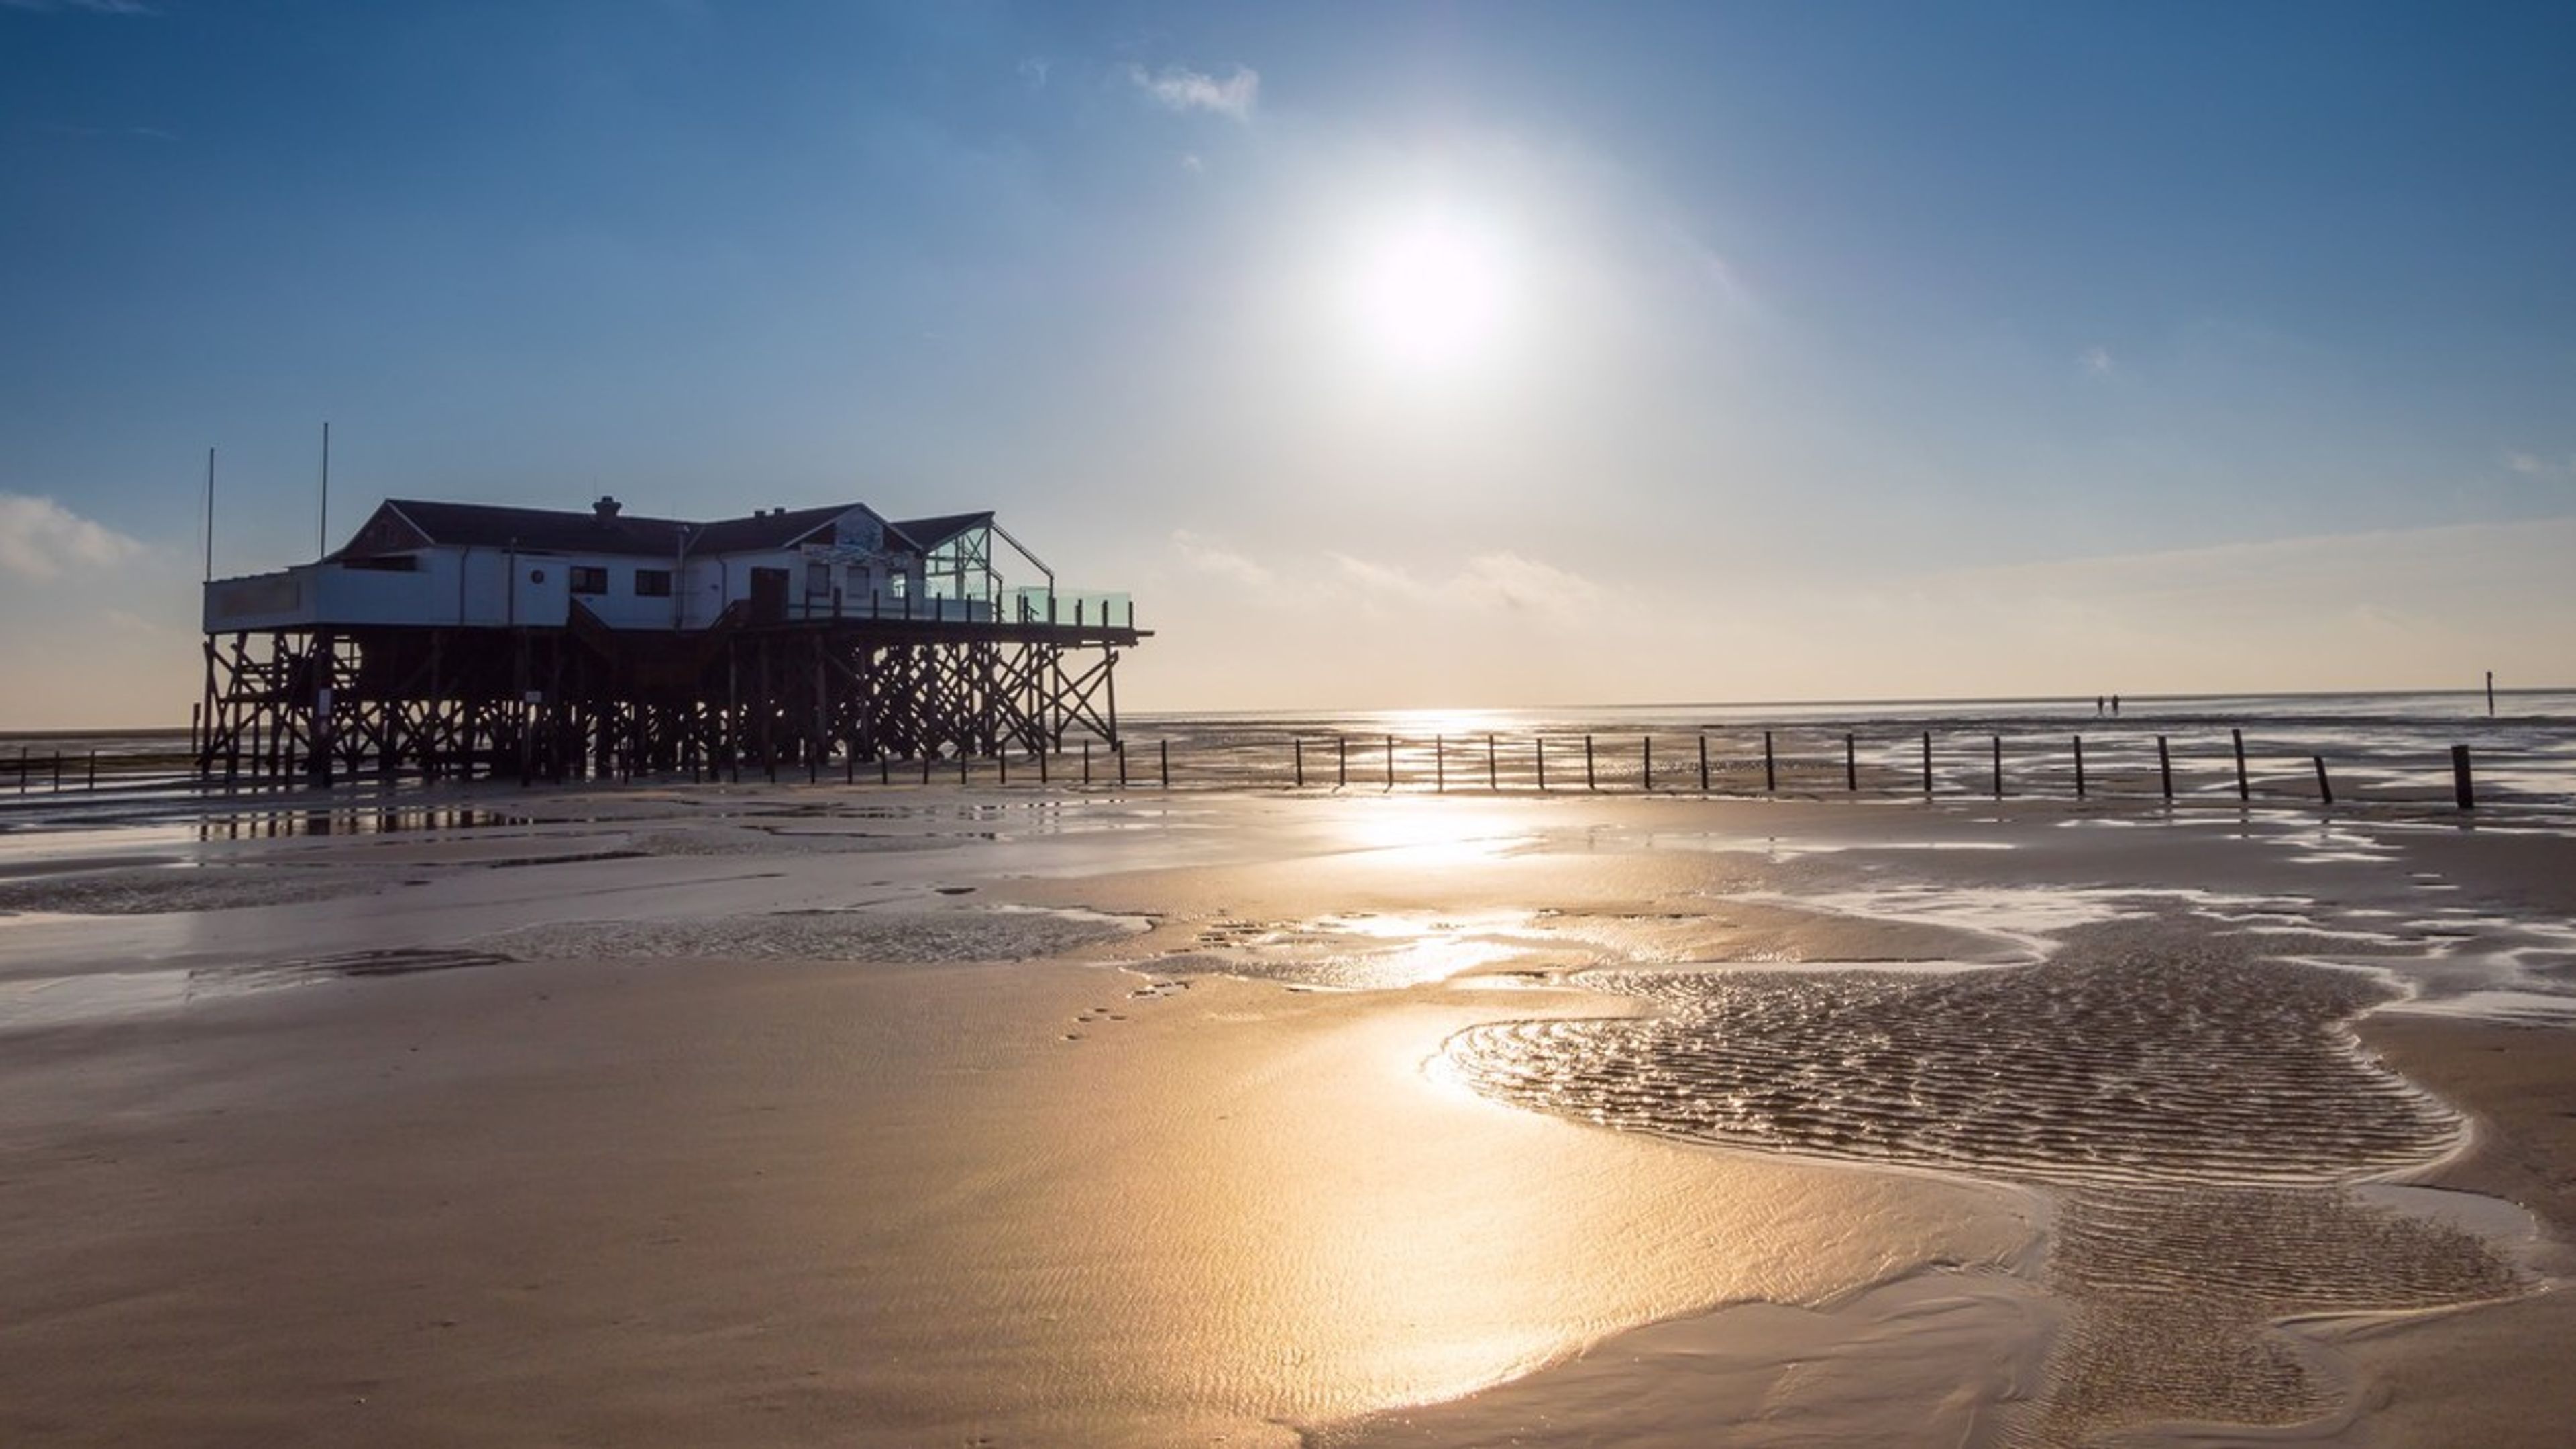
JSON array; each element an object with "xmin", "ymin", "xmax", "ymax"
[{"xmin": 3, "ymin": 688, "xmax": 2573, "ymax": 823}]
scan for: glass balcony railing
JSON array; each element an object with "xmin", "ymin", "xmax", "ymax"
[{"xmin": 1005, "ymin": 588, "xmax": 1134, "ymax": 629}]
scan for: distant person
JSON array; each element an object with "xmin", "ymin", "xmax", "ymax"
[
  {"xmin": 2112, "ymin": 694, "xmax": 2122, "ymax": 716},
  {"xmin": 2095, "ymin": 695, "xmax": 2105, "ymax": 716}
]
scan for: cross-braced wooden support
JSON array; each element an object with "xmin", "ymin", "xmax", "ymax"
[{"xmin": 197, "ymin": 617, "xmax": 1138, "ymax": 786}]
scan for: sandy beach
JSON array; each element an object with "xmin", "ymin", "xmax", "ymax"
[{"xmin": 2, "ymin": 782, "xmax": 2570, "ymax": 1446}]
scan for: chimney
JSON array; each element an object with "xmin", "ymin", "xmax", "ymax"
[{"xmin": 594, "ymin": 494, "xmax": 623, "ymax": 520}]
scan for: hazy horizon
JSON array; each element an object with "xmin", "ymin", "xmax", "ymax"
[{"xmin": 6, "ymin": 3, "xmax": 2573, "ymax": 728}]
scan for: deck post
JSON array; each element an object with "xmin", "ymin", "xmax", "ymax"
[{"xmin": 2451, "ymin": 745, "xmax": 2475, "ymax": 809}]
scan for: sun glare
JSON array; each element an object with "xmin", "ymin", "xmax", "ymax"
[{"xmin": 1347, "ymin": 208, "xmax": 1511, "ymax": 374}]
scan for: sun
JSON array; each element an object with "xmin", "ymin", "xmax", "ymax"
[{"xmin": 1346, "ymin": 207, "xmax": 1511, "ymax": 374}]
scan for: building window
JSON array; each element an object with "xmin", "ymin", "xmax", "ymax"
[
  {"xmin": 634, "ymin": 568, "xmax": 672, "ymax": 597},
  {"xmin": 570, "ymin": 566, "xmax": 609, "ymax": 595},
  {"xmin": 806, "ymin": 561, "xmax": 830, "ymax": 596}
]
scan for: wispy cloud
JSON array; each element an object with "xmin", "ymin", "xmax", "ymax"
[
  {"xmin": 1016, "ymin": 56, "xmax": 1052, "ymax": 90},
  {"xmin": 0, "ymin": 494, "xmax": 146, "ymax": 580},
  {"xmin": 1127, "ymin": 63, "xmax": 1259, "ymax": 122},
  {"xmin": 1171, "ymin": 529, "xmax": 1274, "ymax": 588},
  {"xmin": 1328, "ymin": 551, "xmax": 1606, "ymax": 615},
  {"xmin": 2503, "ymin": 451, "xmax": 2572, "ymax": 479},
  {"xmin": 2080, "ymin": 345, "xmax": 2116, "ymax": 375}
]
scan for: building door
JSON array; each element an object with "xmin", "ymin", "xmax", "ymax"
[{"xmin": 749, "ymin": 567, "xmax": 789, "ymax": 623}]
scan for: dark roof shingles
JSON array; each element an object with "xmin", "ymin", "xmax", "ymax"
[{"xmin": 380, "ymin": 499, "xmax": 886, "ymax": 559}]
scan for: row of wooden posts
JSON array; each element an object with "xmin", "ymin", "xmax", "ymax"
[
  {"xmin": 3, "ymin": 730, "xmax": 2490, "ymax": 810},
  {"xmin": 7, "ymin": 747, "xmax": 101, "ymax": 794},
  {"xmin": 1267, "ymin": 729, "xmax": 2483, "ymax": 810}
]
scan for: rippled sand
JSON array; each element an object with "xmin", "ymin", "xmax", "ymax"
[{"xmin": 1424, "ymin": 923, "xmax": 2533, "ymax": 1444}]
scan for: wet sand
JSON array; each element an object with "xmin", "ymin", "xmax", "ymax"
[{"xmin": 1, "ymin": 785, "xmax": 2570, "ymax": 1446}]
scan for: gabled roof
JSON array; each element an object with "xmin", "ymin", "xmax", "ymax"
[
  {"xmin": 687, "ymin": 502, "xmax": 864, "ymax": 555},
  {"xmin": 375, "ymin": 499, "xmax": 693, "ymax": 559},
  {"xmin": 890, "ymin": 511, "xmax": 994, "ymax": 552},
  {"xmin": 357, "ymin": 498, "xmax": 898, "ymax": 560}
]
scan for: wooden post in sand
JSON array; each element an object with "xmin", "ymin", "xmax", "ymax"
[
  {"xmin": 2073, "ymin": 736, "xmax": 2086, "ymax": 799},
  {"xmin": 1642, "ymin": 735, "xmax": 1652, "ymax": 792},
  {"xmin": 87, "ymin": 751, "xmax": 97, "ymax": 790},
  {"xmin": 1699, "ymin": 735, "xmax": 1711, "ymax": 793},
  {"xmin": 1990, "ymin": 736, "xmax": 2003, "ymax": 799},
  {"xmin": 1159, "ymin": 739, "xmax": 1169, "ymax": 788},
  {"xmin": 1436, "ymin": 735, "xmax": 1445, "ymax": 793},
  {"xmin": 1083, "ymin": 739, "xmax": 1092, "ymax": 785},
  {"xmin": 2157, "ymin": 735, "xmax": 2173, "ymax": 799},
  {"xmin": 1118, "ymin": 741, "xmax": 1128, "ymax": 789},
  {"xmin": 2313, "ymin": 755, "xmax": 2334, "ymax": 807},
  {"xmin": 2487, "ymin": 670, "xmax": 2496, "ymax": 717},
  {"xmin": 2231, "ymin": 729, "xmax": 2249, "ymax": 802},
  {"xmin": 1763, "ymin": 731, "xmax": 1776, "ymax": 793},
  {"xmin": 1845, "ymin": 733, "xmax": 1857, "ymax": 792},
  {"xmin": 1488, "ymin": 733, "xmax": 1498, "ymax": 790},
  {"xmin": 1338, "ymin": 734, "xmax": 1348, "ymax": 788},
  {"xmin": 1921, "ymin": 731, "xmax": 1933, "ymax": 795},
  {"xmin": 1536, "ymin": 737, "xmax": 1547, "ymax": 791},
  {"xmin": 1584, "ymin": 735, "xmax": 1596, "ymax": 790},
  {"xmin": 2451, "ymin": 745, "xmax": 2475, "ymax": 810},
  {"xmin": 1038, "ymin": 746, "xmax": 1049, "ymax": 786},
  {"xmin": 998, "ymin": 749, "xmax": 1008, "ymax": 787},
  {"xmin": 1385, "ymin": 734, "xmax": 1395, "ymax": 791},
  {"xmin": 1293, "ymin": 737, "xmax": 1304, "ymax": 788}
]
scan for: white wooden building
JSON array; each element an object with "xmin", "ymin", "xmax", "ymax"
[{"xmin": 203, "ymin": 496, "xmax": 1133, "ymax": 635}]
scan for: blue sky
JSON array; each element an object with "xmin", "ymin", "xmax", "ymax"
[{"xmin": 3, "ymin": 1, "xmax": 2571, "ymax": 722}]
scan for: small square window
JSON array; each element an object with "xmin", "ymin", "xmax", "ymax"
[
  {"xmin": 570, "ymin": 566, "xmax": 609, "ymax": 596},
  {"xmin": 634, "ymin": 568, "xmax": 672, "ymax": 597},
  {"xmin": 806, "ymin": 561, "xmax": 831, "ymax": 596}
]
